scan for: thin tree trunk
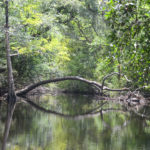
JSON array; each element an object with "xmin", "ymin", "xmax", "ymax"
[{"xmin": 5, "ymin": 0, "xmax": 16, "ymax": 103}]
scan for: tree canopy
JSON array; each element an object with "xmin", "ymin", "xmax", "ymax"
[{"xmin": 0, "ymin": 0, "xmax": 150, "ymax": 94}]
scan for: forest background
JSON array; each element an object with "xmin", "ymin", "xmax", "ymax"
[{"xmin": 0, "ymin": 0, "xmax": 150, "ymax": 95}]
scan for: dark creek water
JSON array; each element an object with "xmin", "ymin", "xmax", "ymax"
[{"xmin": 0, "ymin": 94, "xmax": 150, "ymax": 150}]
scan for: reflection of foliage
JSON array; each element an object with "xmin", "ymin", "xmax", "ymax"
[
  {"xmin": 1, "ymin": 94, "xmax": 150, "ymax": 150},
  {"xmin": 0, "ymin": 103, "xmax": 7, "ymax": 141}
]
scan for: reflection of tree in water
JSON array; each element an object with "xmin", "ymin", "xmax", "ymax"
[
  {"xmin": 56, "ymin": 94, "xmax": 95, "ymax": 114},
  {"xmin": 1, "ymin": 100, "xmax": 53, "ymax": 150},
  {"xmin": 20, "ymin": 97, "xmax": 127, "ymax": 150},
  {"xmin": 1, "ymin": 94, "xmax": 150, "ymax": 150},
  {"xmin": 31, "ymin": 94, "xmax": 96, "ymax": 115},
  {"xmin": 1, "ymin": 102, "xmax": 16, "ymax": 150},
  {"xmin": 12, "ymin": 101, "xmax": 37, "ymax": 132},
  {"xmin": 1, "ymin": 99, "xmax": 41, "ymax": 148}
]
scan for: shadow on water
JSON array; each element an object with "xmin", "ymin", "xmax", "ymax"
[{"xmin": 1, "ymin": 94, "xmax": 150, "ymax": 150}]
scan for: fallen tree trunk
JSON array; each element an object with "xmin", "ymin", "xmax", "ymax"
[
  {"xmin": 16, "ymin": 76, "xmax": 102, "ymax": 96},
  {"xmin": 16, "ymin": 76, "xmax": 130, "ymax": 96}
]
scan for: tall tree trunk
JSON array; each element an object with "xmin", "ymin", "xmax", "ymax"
[{"xmin": 5, "ymin": 0, "xmax": 16, "ymax": 103}]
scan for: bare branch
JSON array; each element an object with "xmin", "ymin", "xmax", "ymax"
[
  {"xmin": 10, "ymin": 53, "xmax": 20, "ymax": 57},
  {"xmin": 101, "ymin": 72, "xmax": 132, "ymax": 92}
]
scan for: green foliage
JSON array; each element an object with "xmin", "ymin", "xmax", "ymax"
[
  {"xmin": 0, "ymin": 0, "xmax": 150, "ymax": 91},
  {"xmin": 103, "ymin": 0, "xmax": 150, "ymax": 87}
]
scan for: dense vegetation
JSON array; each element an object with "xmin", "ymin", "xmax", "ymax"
[{"xmin": 0, "ymin": 0, "xmax": 150, "ymax": 94}]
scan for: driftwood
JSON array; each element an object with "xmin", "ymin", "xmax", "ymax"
[{"xmin": 16, "ymin": 76, "xmax": 130, "ymax": 96}]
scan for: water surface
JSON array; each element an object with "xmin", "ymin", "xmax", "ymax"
[{"xmin": 0, "ymin": 94, "xmax": 150, "ymax": 150}]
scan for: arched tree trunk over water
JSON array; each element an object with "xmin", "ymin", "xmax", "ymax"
[
  {"xmin": 16, "ymin": 76, "xmax": 130, "ymax": 96},
  {"xmin": 5, "ymin": 0, "xmax": 16, "ymax": 103}
]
